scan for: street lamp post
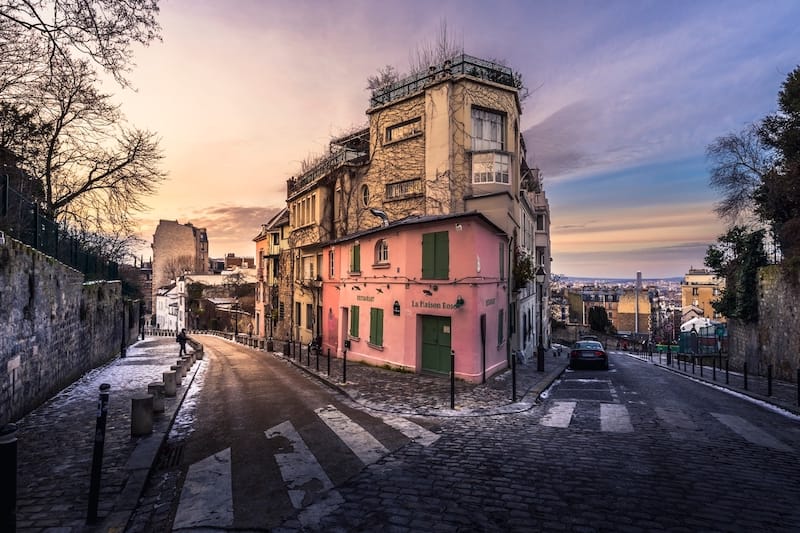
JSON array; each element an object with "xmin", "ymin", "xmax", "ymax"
[{"xmin": 535, "ymin": 265, "xmax": 546, "ymax": 372}]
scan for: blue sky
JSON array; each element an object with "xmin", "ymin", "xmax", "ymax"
[{"xmin": 118, "ymin": 0, "xmax": 800, "ymax": 278}]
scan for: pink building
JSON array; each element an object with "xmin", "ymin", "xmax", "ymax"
[{"xmin": 322, "ymin": 212, "xmax": 510, "ymax": 383}]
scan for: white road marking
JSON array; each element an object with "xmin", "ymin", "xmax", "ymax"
[
  {"xmin": 173, "ymin": 448, "xmax": 234, "ymax": 530},
  {"xmin": 600, "ymin": 403, "xmax": 634, "ymax": 433},
  {"xmin": 265, "ymin": 421, "xmax": 343, "ymax": 512},
  {"xmin": 655, "ymin": 407, "xmax": 704, "ymax": 441},
  {"xmin": 711, "ymin": 413, "xmax": 793, "ymax": 452},
  {"xmin": 315, "ymin": 405, "xmax": 389, "ymax": 465},
  {"xmin": 541, "ymin": 401, "xmax": 577, "ymax": 428},
  {"xmin": 379, "ymin": 414, "xmax": 440, "ymax": 446}
]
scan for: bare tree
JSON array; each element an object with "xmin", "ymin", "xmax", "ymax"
[
  {"xmin": 0, "ymin": 0, "xmax": 162, "ymax": 88},
  {"xmin": 706, "ymin": 123, "xmax": 772, "ymax": 225},
  {"xmin": 2, "ymin": 57, "xmax": 166, "ymax": 259},
  {"xmin": 160, "ymin": 254, "xmax": 194, "ymax": 283},
  {"xmin": 408, "ymin": 19, "xmax": 463, "ymax": 74}
]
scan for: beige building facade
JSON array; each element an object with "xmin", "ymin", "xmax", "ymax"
[
  {"xmin": 276, "ymin": 54, "xmax": 552, "ymax": 369},
  {"xmin": 681, "ymin": 268, "xmax": 725, "ymax": 322},
  {"xmin": 151, "ymin": 220, "xmax": 209, "ymax": 317}
]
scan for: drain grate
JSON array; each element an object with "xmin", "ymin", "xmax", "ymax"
[{"xmin": 155, "ymin": 442, "xmax": 185, "ymax": 471}]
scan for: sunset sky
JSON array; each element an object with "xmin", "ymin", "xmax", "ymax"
[{"xmin": 116, "ymin": 0, "xmax": 800, "ymax": 279}]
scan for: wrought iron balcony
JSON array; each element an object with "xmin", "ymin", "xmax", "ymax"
[
  {"xmin": 288, "ymin": 148, "xmax": 367, "ymax": 194},
  {"xmin": 370, "ymin": 54, "xmax": 518, "ymax": 108}
]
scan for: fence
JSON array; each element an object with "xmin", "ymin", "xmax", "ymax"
[{"xmin": 0, "ymin": 170, "xmax": 118, "ymax": 280}]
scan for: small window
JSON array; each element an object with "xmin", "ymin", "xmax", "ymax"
[
  {"xmin": 692, "ymin": 287, "xmax": 699, "ymax": 296},
  {"xmin": 361, "ymin": 185, "xmax": 370, "ymax": 207},
  {"xmin": 536, "ymin": 214, "xmax": 545, "ymax": 231},
  {"xmin": 472, "ymin": 108, "xmax": 505, "ymax": 151},
  {"xmin": 472, "ymin": 153, "xmax": 510, "ymax": 184},
  {"xmin": 328, "ymin": 250, "xmax": 334, "ymax": 278},
  {"xmin": 375, "ymin": 240, "xmax": 389, "ymax": 264},
  {"xmin": 272, "ymin": 233, "xmax": 279, "ymax": 245},
  {"xmin": 295, "ymin": 302, "xmax": 302, "ymax": 328},
  {"xmin": 386, "ymin": 117, "xmax": 422, "ymax": 143}
]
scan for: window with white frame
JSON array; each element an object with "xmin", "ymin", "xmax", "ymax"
[
  {"xmin": 375, "ymin": 239, "xmax": 389, "ymax": 264},
  {"xmin": 472, "ymin": 152, "xmax": 510, "ymax": 184},
  {"xmin": 472, "ymin": 108, "xmax": 505, "ymax": 151},
  {"xmin": 386, "ymin": 117, "xmax": 422, "ymax": 143}
]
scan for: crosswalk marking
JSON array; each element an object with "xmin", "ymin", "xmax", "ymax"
[
  {"xmin": 379, "ymin": 413, "xmax": 440, "ymax": 446},
  {"xmin": 711, "ymin": 413, "xmax": 793, "ymax": 452},
  {"xmin": 655, "ymin": 407, "xmax": 704, "ymax": 441},
  {"xmin": 266, "ymin": 420, "xmax": 343, "ymax": 510},
  {"xmin": 541, "ymin": 401, "xmax": 576, "ymax": 428},
  {"xmin": 600, "ymin": 403, "xmax": 633, "ymax": 433},
  {"xmin": 172, "ymin": 448, "xmax": 234, "ymax": 530},
  {"xmin": 315, "ymin": 405, "xmax": 389, "ymax": 465}
]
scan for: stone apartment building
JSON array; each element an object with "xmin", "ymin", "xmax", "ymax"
[
  {"xmin": 681, "ymin": 267, "xmax": 725, "ymax": 322},
  {"xmin": 151, "ymin": 220, "xmax": 210, "ymax": 314},
  {"xmin": 253, "ymin": 208, "xmax": 289, "ymax": 340},
  {"xmin": 272, "ymin": 54, "xmax": 552, "ymax": 379}
]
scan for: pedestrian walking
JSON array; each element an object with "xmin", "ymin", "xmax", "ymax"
[{"xmin": 177, "ymin": 328, "xmax": 188, "ymax": 355}]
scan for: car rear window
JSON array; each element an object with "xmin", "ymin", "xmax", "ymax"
[{"xmin": 575, "ymin": 341, "xmax": 603, "ymax": 350}]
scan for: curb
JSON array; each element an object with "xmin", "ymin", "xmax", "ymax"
[
  {"xmin": 274, "ymin": 350, "xmax": 570, "ymax": 417},
  {"xmin": 97, "ymin": 349, "xmax": 204, "ymax": 532}
]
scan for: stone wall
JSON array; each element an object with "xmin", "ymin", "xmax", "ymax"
[
  {"xmin": 0, "ymin": 236, "xmax": 139, "ymax": 426},
  {"xmin": 727, "ymin": 265, "xmax": 800, "ymax": 382}
]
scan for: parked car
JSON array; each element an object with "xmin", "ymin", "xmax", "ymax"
[
  {"xmin": 569, "ymin": 340, "xmax": 609, "ymax": 370},
  {"xmin": 580, "ymin": 334, "xmax": 599, "ymax": 341}
]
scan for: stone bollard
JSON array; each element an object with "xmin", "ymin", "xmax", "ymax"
[
  {"xmin": 171, "ymin": 365, "xmax": 183, "ymax": 386},
  {"xmin": 176, "ymin": 359, "xmax": 187, "ymax": 379},
  {"xmin": 163, "ymin": 371, "xmax": 177, "ymax": 397},
  {"xmin": 131, "ymin": 393, "xmax": 154, "ymax": 436},
  {"xmin": 195, "ymin": 345, "xmax": 205, "ymax": 360},
  {"xmin": 181, "ymin": 356, "xmax": 192, "ymax": 374},
  {"xmin": 189, "ymin": 351, "xmax": 196, "ymax": 365},
  {"xmin": 148, "ymin": 382, "xmax": 165, "ymax": 413}
]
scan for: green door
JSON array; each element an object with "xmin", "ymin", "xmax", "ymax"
[{"xmin": 421, "ymin": 315, "xmax": 452, "ymax": 375}]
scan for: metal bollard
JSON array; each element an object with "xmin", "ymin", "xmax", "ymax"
[
  {"xmin": 307, "ymin": 344, "xmax": 310, "ymax": 366},
  {"xmin": 450, "ymin": 349, "xmax": 456, "ymax": 409},
  {"xmin": 327, "ymin": 348, "xmax": 331, "ymax": 376},
  {"xmin": 700, "ymin": 356, "xmax": 703, "ymax": 377},
  {"xmin": 88, "ymin": 383, "xmax": 111, "ymax": 523},
  {"xmin": 1, "ymin": 423, "xmax": 18, "ymax": 532},
  {"xmin": 511, "ymin": 348, "xmax": 517, "ymax": 402},
  {"xmin": 767, "ymin": 365, "xmax": 773, "ymax": 397},
  {"xmin": 316, "ymin": 346, "xmax": 320, "ymax": 371},
  {"xmin": 743, "ymin": 362, "xmax": 748, "ymax": 390},
  {"xmin": 712, "ymin": 357, "xmax": 716, "ymax": 381},
  {"xmin": 726, "ymin": 359, "xmax": 730, "ymax": 384},
  {"xmin": 342, "ymin": 349, "xmax": 347, "ymax": 384},
  {"xmin": 797, "ymin": 368, "xmax": 799, "ymax": 407}
]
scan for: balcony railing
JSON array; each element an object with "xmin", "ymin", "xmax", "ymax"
[
  {"xmin": 370, "ymin": 54, "xmax": 518, "ymax": 108},
  {"xmin": 288, "ymin": 148, "xmax": 367, "ymax": 194}
]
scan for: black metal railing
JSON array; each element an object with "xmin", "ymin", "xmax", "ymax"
[
  {"xmin": 0, "ymin": 170, "xmax": 118, "ymax": 280},
  {"xmin": 370, "ymin": 54, "xmax": 517, "ymax": 108}
]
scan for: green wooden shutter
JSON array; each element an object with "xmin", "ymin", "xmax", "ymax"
[
  {"xmin": 350, "ymin": 244, "xmax": 361, "ymax": 272},
  {"xmin": 350, "ymin": 305, "xmax": 359, "ymax": 337},
  {"xmin": 435, "ymin": 231, "xmax": 449, "ymax": 279},
  {"xmin": 498, "ymin": 308, "xmax": 504, "ymax": 344},
  {"xmin": 370, "ymin": 307, "xmax": 384, "ymax": 346},
  {"xmin": 422, "ymin": 233, "xmax": 435, "ymax": 278}
]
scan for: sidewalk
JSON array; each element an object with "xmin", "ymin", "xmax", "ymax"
[
  {"xmin": 269, "ymin": 341, "xmax": 570, "ymax": 417},
  {"xmin": 12, "ymin": 337, "xmax": 204, "ymax": 532},
  {"xmin": 619, "ymin": 350, "xmax": 800, "ymax": 416}
]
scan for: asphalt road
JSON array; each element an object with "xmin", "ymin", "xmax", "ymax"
[{"xmin": 131, "ymin": 346, "xmax": 800, "ymax": 532}]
